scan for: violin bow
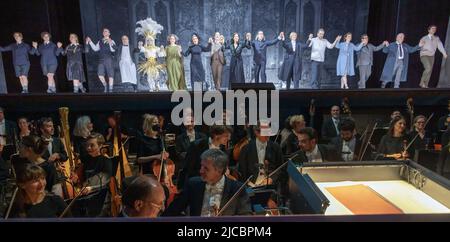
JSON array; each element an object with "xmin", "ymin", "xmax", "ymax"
[
  {"xmin": 59, "ymin": 185, "xmax": 88, "ymax": 218},
  {"xmin": 404, "ymin": 113, "xmax": 434, "ymax": 152},
  {"xmin": 217, "ymin": 175, "xmax": 253, "ymax": 217},
  {"xmin": 358, "ymin": 122, "xmax": 378, "ymax": 161},
  {"xmin": 4, "ymin": 187, "xmax": 19, "ymax": 219}
]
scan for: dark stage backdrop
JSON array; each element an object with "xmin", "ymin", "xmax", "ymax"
[
  {"xmin": 79, "ymin": 0, "xmax": 369, "ymax": 92},
  {"xmin": 0, "ymin": 0, "xmax": 83, "ymax": 93},
  {"xmin": 367, "ymin": 0, "xmax": 450, "ymax": 88}
]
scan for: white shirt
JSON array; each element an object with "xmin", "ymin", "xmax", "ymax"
[
  {"xmin": 208, "ymin": 138, "xmax": 221, "ymax": 150},
  {"xmin": 121, "ymin": 45, "xmax": 132, "ymax": 62},
  {"xmin": 89, "ymin": 39, "xmax": 116, "ymax": 52},
  {"xmin": 397, "ymin": 42, "xmax": 404, "ymax": 60},
  {"xmin": 305, "ymin": 145, "xmax": 323, "ymax": 163},
  {"xmin": 309, "ymin": 37, "xmax": 335, "ymax": 62},
  {"xmin": 0, "ymin": 119, "xmax": 5, "ymax": 145},
  {"xmin": 332, "ymin": 117, "xmax": 340, "ymax": 135},
  {"xmin": 291, "ymin": 40, "xmax": 296, "ymax": 52},
  {"xmin": 186, "ymin": 130, "xmax": 196, "ymax": 142},
  {"xmin": 201, "ymin": 175, "xmax": 225, "ymax": 216},
  {"xmin": 255, "ymin": 139, "xmax": 268, "ymax": 182},
  {"xmin": 342, "ymin": 137, "xmax": 356, "ymax": 161}
]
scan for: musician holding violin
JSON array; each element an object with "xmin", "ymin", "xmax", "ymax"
[
  {"xmin": 164, "ymin": 149, "xmax": 252, "ymax": 217},
  {"xmin": 377, "ymin": 115, "xmax": 414, "ymax": 160}
]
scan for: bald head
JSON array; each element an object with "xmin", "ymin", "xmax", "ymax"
[{"xmin": 122, "ymin": 175, "xmax": 165, "ymax": 218}]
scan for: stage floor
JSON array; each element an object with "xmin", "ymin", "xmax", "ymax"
[{"xmin": 1, "ymin": 88, "xmax": 449, "ymax": 113}]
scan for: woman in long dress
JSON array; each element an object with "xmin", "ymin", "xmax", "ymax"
[
  {"xmin": 225, "ymin": 33, "xmax": 251, "ymax": 84},
  {"xmin": 165, "ymin": 34, "xmax": 186, "ymax": 91},
  {"xmin": 61, "ymin": 33, "xmax": 87, "ymax": 93},
  {"xmin": 336, "ymin": 32, "xmax": 363, "ymax": 89},
  {"xmin": 183, "ymin": 33, "xmax": 212, "ymax": 90}
]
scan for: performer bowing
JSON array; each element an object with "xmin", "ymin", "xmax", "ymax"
[{"xmin": 279, "ymin": 32, "xmax": 312, "ymax": 89}]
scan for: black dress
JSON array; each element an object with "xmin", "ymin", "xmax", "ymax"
[
  {"xmin": 136, "ymin": 135, "xmax": 162, "ymax": 174},
  {"xmin": 377, "ymin": 134, "xmax": 414, "ymax": 158},
  {"xmin": 62, "ymin": 44, "xmax": 88, "ymax": 82},
  {"xmin": 81, "ymin": 155, "xmax": 113, "ymax": 180},
  {"xmin": 184, "ymin": 43, "xmax": 211, "ymax": 88},
  {"xmin": 225, "ymin": 41, "xmax": 251, "ymax": 84},
  {"xmin": 12, "ymin": 157, "xmax": 58, "ymax": 192},
  {"xmin": 10, "ymin": 194, "xmax": 68, "ymax": 218},
  {"xmin": 73, "ymin": 135, "xmax": 88, "ymax": 159}
]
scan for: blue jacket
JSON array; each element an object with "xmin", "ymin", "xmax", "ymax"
[
  {"xmin": 0, "ymin": 42, "xmax": 32, "ymax": 66},
  {"xmin": 380, "ymin": 43, "xmax": 420, "ymax": 83},
  {"xmin": 250, "ymin": 37, "xmax": 280, "ymax": 64},
  {"xmin": 336, "ymin": 42, "xmax": 363, "ymax": 76},
  {"xmin": 30, "ymin": 42, "xmax": 62, "ymax": 66}
]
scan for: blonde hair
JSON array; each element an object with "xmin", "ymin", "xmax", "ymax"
[
  {"xmin": 73, "ymin": 116, "xmax": 92, "ymax": 138},
  {"xmin": 289, "ymin": 115, "xmax": 305, "ymax": 127},
  {"xmin": 69, "ymin": 33, "xmax": 79, "ymax": 43},
  {"xmin": 142, "ymin": 114, "xmax": 158, "ymax": 134}
]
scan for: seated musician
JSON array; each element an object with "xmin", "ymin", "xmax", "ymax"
[
  {"xmin": 178, "ymin": 125, "xmax": 232, "ymax": 189},
  {"xmin": 9, "ymin": 164, "xmax": 68, "ymax": 218},
  {"xmin": 281, "ymin": 115, "xmax": 306, "ymax": 156},
  {"xmin": 237, "ymin": 121, "xmax": 283, "ymax": 187},
  {"xmin": 330, "ymin": 118, "xmax": 367, "ymax": 161},
  {"xmin": 103, "ymin": 114, "xmax": 129, "ymax": 144},
  {"xmin": 17, "ymin": 117, "xmax": 31, "ymax": 139},
  {"xmin": 72, "ymin": 115, "xmax": 94, "ymax": 159},
  {"xmin": 175, "ymin": 115, "xmax": 206, "ymax": 162},
  {"xmin": 164, "ymin": 149, "xmax": 252, "ymax": 217},
  {"xmin": 321, "ymin": 105, "xmax": 341, "ymax": 142},
  {"xmin": 78, "ymin": 133, "xmax": 112, "ymax": 195},
  {"xmin": 136, "ymin": 114, "xmax": 169, "ymax": 175},
  {"xmin": 0, "ymin": 107, "xmax": 18, "ymax": 161},
  {"xmin": 16, "ymin": 135, "xmax": 60, "ymax": 194},
  {"xmin": 290, "ymin": 127, "xmax": 338, "ymax": 164},
  {"xmin": 438, "ymin": 142, "xmax": 450, "ymax": 179},
  {"xmin": 39, "ymin": 117, "xmax": 68, "ymax": 164},
  {"xmin": 437, "ymin": 102, "xmax": 450, "ymax": 132},
  {"xmin": 120, "ymin": 175, "xmax": 165, "ymax": 218},
  {"xmin": 279, "ymin": 116, "xmax": 292, "ymax": 145},
  {"xmin": 409, "ymin": 115, "xmax": 433, "ymax": 151},
  {"xmin": 377, "ymin": 115, "xmax": 413, "ymax": 160}
]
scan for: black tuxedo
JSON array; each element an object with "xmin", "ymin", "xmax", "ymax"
[
  {"xmin": 175, "ymin": 129, "xmax": 207, "ymax": 161},
  {"xmin": 321, "ymin": 118, "xmax": 340, "ymax": 142},
  {"xmin": 329, "ymin": 136, "xmax": 366, "ymax": 161},
  {"xmin": 290, "ymin": 144, "xmax": 338, "ymax": 165},
  {"xmin": 279, "ymin": 40, "xmax": 309, "ymax": 89},
  {"xmin": 237, "ymin": 139, "xmax": 283, "ymax": 184},
  {"xmin": 164, "ymin": 176, "xmax": 252, "ymax": 216},
  {"xmin": 41, "ymin": 137, "xmax": 68, "ymax": 162}
]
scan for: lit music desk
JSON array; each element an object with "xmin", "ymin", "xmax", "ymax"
[{"xmin": 288, "ymin": 160, "xmax": 450, "ymax": 217}]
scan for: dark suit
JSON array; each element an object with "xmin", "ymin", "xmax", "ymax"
[
  {"xmin": 330, "ymin": 136, "xmax": 366, "ymax": 161},
  {"xmin": 250, "ymin": 37, "xmax": 280, "ymax": 83},
  {"xmin": 1, "ymin": 120, "xmax": 18, "ymax": 161},
  {"xmin": 41, "ymin": 137, "xmax": 68, "ymax": 162},
  {"xmin": 290, "ymin": 144, "xmax": 338, "ymax": 165},
  {"xmin": 281, "ymin": 132, "xmax": 299, "ymax": 156},
  {"xmin": 279, "ymin": 40, "xmax": 309, "ymax": 89},
  {"xmin": 175, "ymin": 129, "xmax": 207, "ymax": 161},
  {"xmin": 321, "ymin": 118, "xmax": 340, "ymax": 142},
  {"xmin": 237, "ymin": 139, "xmax": 283, "ymax": 184},
  {"xmin": 164, "ymin": 176, "xmax": 252, "ymax": 216}
]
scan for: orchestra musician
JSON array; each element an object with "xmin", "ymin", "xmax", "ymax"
[
  {"xmin": 329, "ymin": 118, "xmax": 367, "ymax": 161},
  {"xmin": 9, "ymin": 164, "xmax": 69, "ymax": 218},
  {"xmin": 72, "ymin": 116, "xmax": 94, "ymax": 159},
  {"xmin": 237, "ymin": 121, "xmax": 283, "ymax": 186},
  {"xmin": 409, "ymin": 115, "xmax": 433, "ymax": 151},
  {"xmin": 321, "ymin": 105, "xmax": 341, "ymax": 142},
  {"xmin": 17, "ymin": 117, "xmax": 31, "ymax": 139},
  {"xmin": 0, "ymin": 107, "xmax": 18, "ymax": 161},
  {"xmin": 164, "ymin": 149, "xmax": 252, "ymax": 217},
  {"xmin": 290, "ymin": 127, "xmax": 338, "ymax": 164},
  {"xmin": 377, "ymin": 115, "xmax": 413, "ymax": 160},
  {"xmin": 175, "ymin": 115, "xmax": 207, "ymax": 162},
  {"xmin": 281, "ymin": 115, "xmax": 306, "ymax": 156},
  {"xmin": 120, "ymin": 175, "xmax": 166, "ymax": 218},
  {"xmin": 178, "ymin": 125, "xmax": 232, "ymax": 190},
  {"xmin": 39, "ymin": 117, "xmax": 68, "ymax": 164}
]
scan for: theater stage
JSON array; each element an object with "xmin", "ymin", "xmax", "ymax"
[{"xmin": 0, "ymin": 88, "xmax": 449, "ymax": 114}]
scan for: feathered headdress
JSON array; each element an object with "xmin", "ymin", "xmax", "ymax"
[{"xmin": 135, "ymin": 18, "xmax": 164, "ymax": 40}]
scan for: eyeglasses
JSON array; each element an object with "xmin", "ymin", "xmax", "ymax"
[{"xmin": 146, "ymin": 200, "xmax": 165, "ymax": 212}]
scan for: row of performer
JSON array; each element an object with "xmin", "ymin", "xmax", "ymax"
[{"xmin": 0, "ymin": 25, "xmax": 447, "ymax": 93}]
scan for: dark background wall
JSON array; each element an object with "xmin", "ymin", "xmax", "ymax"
[{"xmin": 0, "ymin": 0, "xmax": 449, "ymax": 92}]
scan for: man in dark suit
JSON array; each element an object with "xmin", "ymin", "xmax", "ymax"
[
  {"xmin": 164, "ymin": 149, "xmax": 252, "ymax": 216},
  {"xmin": 291, "ymin": 127, "xmax": 338, "ymax": 164},
  {"xmin": 178, "ymin": 125, "xmax": 232, "ymax": 190},
  {"xmin": 39, "ymin": 117, "xmax": 68, "ymax": 163},
  {"xmin": 175, "ymin": 117, "xmax": 207, "ymax": 162},
  {"xmin": 246, "ymin": 31, "xmax": 283, "ymax": 83},
  {"xmin": 238, "ymin": 122, "xmax": 283, "ymax": 186},
  {"xmin": 321, "ymin": 105, "xmax": 341, "ymax": 142},
  {"xmin": 0, "ymin": 107, "xmax": 18, "ymax": 161},
  {"xmin": 330, "ymin": 118, "xmax": 367, "ymax": 161},
  {"xmin": 279, "ymin": 32, "xmax": 312, "ymax": 89},
  {"xmin": 120, "ymin": 175, "xmax": 166, "ymax": 218}
]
